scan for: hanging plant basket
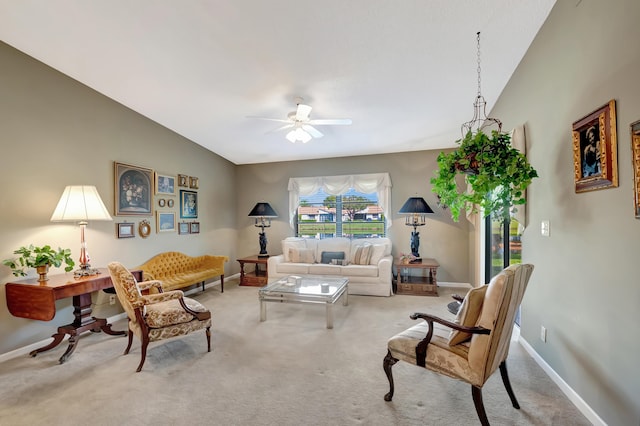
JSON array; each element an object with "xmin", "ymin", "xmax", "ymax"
[{"xmin": 430, "ymin": 129, "xmax": 538, "ymax": 222}]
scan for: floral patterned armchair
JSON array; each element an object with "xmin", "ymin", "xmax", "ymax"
[
  {"xmin": 107, "ymin": 262, "xmax": 212, "ymax": 372},
  {"xmin": 383, "ymin": 263, "xmax": 534, "ymax": 425}
]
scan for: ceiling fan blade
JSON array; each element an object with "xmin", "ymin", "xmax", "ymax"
[
  {"xmin": 307, "ymin": 118, "xmax": 352, "ymax": 126},
  {"xmin": 246, "ymin": 116, "xmax": 292, "ymax": 123},
  {"xmin": 296, "ymin": 104, "xmax": 312, "ymax": 121},
  {"xmin": 267, "ymin": 123, "xmax": 294, "ymax": 134},
  {"xmin": 301, "ymin": 124, "xmax": 323, "ymax": 138}
]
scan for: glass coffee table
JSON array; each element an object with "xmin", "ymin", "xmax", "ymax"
[{"xmin": 258, "ymin": 275, "xmax": 349, "ymax": 329}]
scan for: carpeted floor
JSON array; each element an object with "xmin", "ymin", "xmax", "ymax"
[{"xmin": 0, "ymin": 279, "xmax": 590, "ymax": 425}]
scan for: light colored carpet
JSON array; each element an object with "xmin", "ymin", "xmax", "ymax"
[{"xmin": 0, "ymin": 279, "xmax": 590, "ymax": 426}]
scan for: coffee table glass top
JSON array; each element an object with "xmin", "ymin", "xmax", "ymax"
[{"xmin": 260, "ymin": 275, "xmax": 348, "ymax": 297}]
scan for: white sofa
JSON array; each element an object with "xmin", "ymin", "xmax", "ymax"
[{"xmin": 267, "ymin": 237, "xmax": 393, "ymax": 296}]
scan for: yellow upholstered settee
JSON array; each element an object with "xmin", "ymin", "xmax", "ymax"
[{"xmin": 136, "ymin": 252, "xmax": 228, "ymax": 293}]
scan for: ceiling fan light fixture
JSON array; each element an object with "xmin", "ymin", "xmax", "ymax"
[
  {"xmin": 285, "ymin": 130, "xmax": 297, "ymax": 143},
  {"xmin": 296, "ymin": 128, "xmax": 312, "ymax": 143}
]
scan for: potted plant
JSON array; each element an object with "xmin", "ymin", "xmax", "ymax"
[
  {"xmin": 3, "ymin": 244, "xmax": 75, "ymax": 281},
  {"xmin": 430, "ymin": 129, "xmax": 538, "ymax": 222}
]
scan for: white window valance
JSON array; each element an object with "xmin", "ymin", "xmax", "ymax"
[{"xmin": 287, "ymin": 173, "xmax": 392, "ymax": 229}]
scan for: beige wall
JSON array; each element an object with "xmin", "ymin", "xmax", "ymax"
[
  {"xmin": 236, "ymin": 153, "xmax": 472, "ymax": 284},
  {"xmin": 0, "ymin": 42, "xmax": 237, "ymax": 353},
  {"xmin": 491, "ymin": 0, "xmax": 640, "ymax": 424}
]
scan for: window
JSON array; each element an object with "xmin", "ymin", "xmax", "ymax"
[
  {"xmin": 296, "ymin": 189, "xmax": 385, "ymax": 238},
  {"xmin": 288, "ymin": 173, "xmax": 392, "ymax": 239}
]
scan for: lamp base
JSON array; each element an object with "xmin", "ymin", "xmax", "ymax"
[
  {"xmin": 409, "ymin": 257, "xmax": 422, "ymax": 264},
  {"xmin": 258, "ymin": 254, "xmax": 270, "ymax": 258},
  {"xmin": 74, "ymin": 265, "xmax": 101, "ymax": 278}
]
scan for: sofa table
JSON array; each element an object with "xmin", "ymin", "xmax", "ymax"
[
  {"xmin": 237, "ymin": 255, "xmax": 268, "ymax": 286},
  {"xmin": 394, "ymin": 258, "xmax": 439, "ymax": 296},
  {"xmin": 5, "ymin": 268, "xmax": 142, "ymax": 363}
]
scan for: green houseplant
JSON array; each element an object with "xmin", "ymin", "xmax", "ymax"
[
  {"xmin": 3, "ymin": 244, "xmax": 75, "ymax": 280},
  {"xmin": 430, "ymin": 129, "xmax": 538, "ymax": 222}
]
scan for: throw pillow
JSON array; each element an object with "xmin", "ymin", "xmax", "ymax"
[
  {"xmin": 320, "ymin": 251, "xmax": 345, "ymax": 264},
  {"xmin": 350, "ymin": 243, "xmax": 372, "ymax": 265},
  {"xmin": 448, "ymin": 285, "xmax": 488, "ymax": 346},
  {"xmin": 289, "ymin": 247, "xmax": 315, "ymax": 263},
  {"xmin": 368, "ymin": 244, "xmax": 386, "ymax": 265}
]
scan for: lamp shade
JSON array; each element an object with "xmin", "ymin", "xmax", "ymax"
[
  {"xmin": 398, "ymin": 197, "xmax": 433, "ymax": 214},
  {"xmin": 248, "ymin": 202, "xmax": 278, "ymax": 218},
  {"xmin": 51, "ymin": 185, "xmax": 112, "ymax": 222}
]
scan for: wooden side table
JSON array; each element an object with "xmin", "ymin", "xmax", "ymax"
[
  {"xmin": 394, "ymin": 258, "xmax": 439, "ymax": 296},
  {"xmin": 237, "ymin": 255, "xmax": 268, "ymax": 286}
]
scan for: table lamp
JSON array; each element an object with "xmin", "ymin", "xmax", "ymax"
[
  {"xmin": 398, "ymin": 196, "xmax": 433, "ymax": 263},
  {"xmin": 50, "ymin": 185, "xmax": 113, "ymax": 276},
  {"xmin": 248, "ymin": 202, "xmax": 278, "ymax": 257}
]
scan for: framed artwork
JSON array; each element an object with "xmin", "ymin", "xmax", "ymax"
[
  {"xmin": 116, "ymin": 222, "xmax": 135, "ymax": 238},
  {"xmin": 158, "ymin": 199, "xmax": 166, "ymax": 208},
  {"xmin": 156, "ymin": 211, "xmax": 176, "ymax": 233},
  {"xmin": 190, "ymin": 221, "xmax": 200, "ymax": 234},
  {"xmin": 138, "ymin": 220, "xmax": 151, "ymax": 238},
  {"xmin": 155, "ymin": 173, "xmax": 176, "ymax": 195},
  {"xmin": 189, "ymin": 176, "xmax": 199, "ymax": 189},
  {"xmin": 180, "ymin": 190, "xmax": 198, "ymax": 219},
  {"xmin": 167, "ymin": 199, "xmax": 175, "ymax": 208},
  {"xmin": 178, "ymin": 222, "xmax": 190, "ymax": 235},
  {"xmin": 630, "ymin": 120, "xmax": 640, "ymax": 218},
  {"xmin": 178, "ymin": 174, "xmax": 189, "ymax": 187},
  {"xmin": 572, "ymin": 99, "xmax": 618, "ymax": 193},
  {"xmin": 114, "ymin": 162, "xmax": 154, "ymax": 216}
]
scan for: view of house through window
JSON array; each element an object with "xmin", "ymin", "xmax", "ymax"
[{"xmin": 296, "ymin": 189, "xmax": 385, "ymax": 239}]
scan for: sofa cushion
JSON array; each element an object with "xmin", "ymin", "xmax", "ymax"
[
  {"xmin": 309, "ymin": 264, "xmax": 342, "ymax": 275},
  {"xmin": 350, "ymin": 243, "xmax": 372, "ymax": 265},
  {"xmin": 369, "ymin": 244, "xmax": 386, "ymax": 265},
  {"xmin": 289, "ymin": 247, "xmax": 315, "ymax": 263},
  {"xmin": 320, "ymin": 251, "xmax": 346, "ymax": 264},
  {"xmin": 282, "ymin": 238, "xmax": 307, "ymax": 262},
  {"xmin": 448, "ymin": 285, "xmax": 488, "ymax": 346},
  {"xmin": 276, "ymin": 263, "xmax": 310, "ymax": 275}
]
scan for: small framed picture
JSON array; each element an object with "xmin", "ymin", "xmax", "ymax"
[
  {"xmin": 178, "ymin": 174, "xmax": 189, "ymax": 187},
  {"xmin": 572, "ymin": 99, "xmax": 618, "ymax": 193},
  {"xmin": 158, "ymin": 199, "xmax": 166, "ymax": 208},
  {"xmin": 189, "ymin": 176, "xmax": 199, "ymax": 189},
  {"xmin": 155, "ymin": 173, "xmax": 176, "ymax": 195},
  {"xmin": 116, "ymin": 222, "xmax": 135, "ymax": 238},
  {"xmin": 156, "ymin": 211, "xmax": 176, "ymax": 233},
  {"xmin": 630, "ymin": 120, "xmax": 640, "ymax": 218},
  {"xmin": 178, "ymin": 222, "xmax": 190, "ymax": 235},
  {"xmin": 180, "ymin": 190, "xmax": 198, "ymax": 219},
  {"xmin": 190, "ymin": 221, "xmax": 200, "ymax": 234},
  {"xmin": 167, "ymin": 199, "xmax": 174, "ymax": 208}
]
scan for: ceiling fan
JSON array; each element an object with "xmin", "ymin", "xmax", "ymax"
[{"xmin": 249, "ymin": 97, "xmax": 352, "ymax": 143}]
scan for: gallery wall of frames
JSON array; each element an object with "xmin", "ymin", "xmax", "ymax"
[{"xmin": 113, "ymin": 161, "xmax": 200, "ymax": 239}]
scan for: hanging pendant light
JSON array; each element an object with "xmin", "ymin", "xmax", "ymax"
[{"xmin": 460, "ymin": 32, "xmax": 502, "ymax": 136}]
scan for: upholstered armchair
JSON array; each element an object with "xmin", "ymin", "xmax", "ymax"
[
  {"xmin": 383, "ymin": 263, "xmax": 534, "ymax": 426},
  {"xmin": 107, "ymin": 262, "xmax": 212, "ymax": 372}
]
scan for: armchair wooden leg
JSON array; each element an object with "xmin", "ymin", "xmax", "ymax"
[
  {"xmin": 205, "ymin": 327, "xmax": 211, "ymax": 352},
  {"xmin": 472, "ymin": 385, "xmax": 490, "ymax": 426},
  {"xmin": 383, "ymin": 350, "xmax": 398, "ymax": 401},
  {"xmin": 124, "ymin": 330, "xmax": 133, "ymax": 355},
  {"xmin": 136, "ymin": 334, "xmax": 150, "ymax": 372},
  {"xmin": 499, "ymin": 361, "xmax": 520, "ymax": 409}
]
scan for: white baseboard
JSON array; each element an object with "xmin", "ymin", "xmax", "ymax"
[
  {"xmin": 519, "ymin": 336, "xmax": 606, "ymax": 426},
  {"xmin": 438, "ymin": 281, "xmax": 472, "ymax": 289}
]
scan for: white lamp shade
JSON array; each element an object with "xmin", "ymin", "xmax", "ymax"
[{"xmin": 50, "ymin": 185, "xmax": 112, "ymax": 222}]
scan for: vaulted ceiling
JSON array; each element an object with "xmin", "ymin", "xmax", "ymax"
[{"xmin": 0, "ymin": 1, "xmax": 556, "ymax": 164}]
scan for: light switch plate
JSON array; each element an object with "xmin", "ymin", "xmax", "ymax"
[{"xmin": 541, "ymin": 220, "xmax": 550, "ymax": 237}]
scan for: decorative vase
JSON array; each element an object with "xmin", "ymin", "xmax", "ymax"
[{"xmin": 36, "ymin": 265, "xmax": 50, "ymax": 282}]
